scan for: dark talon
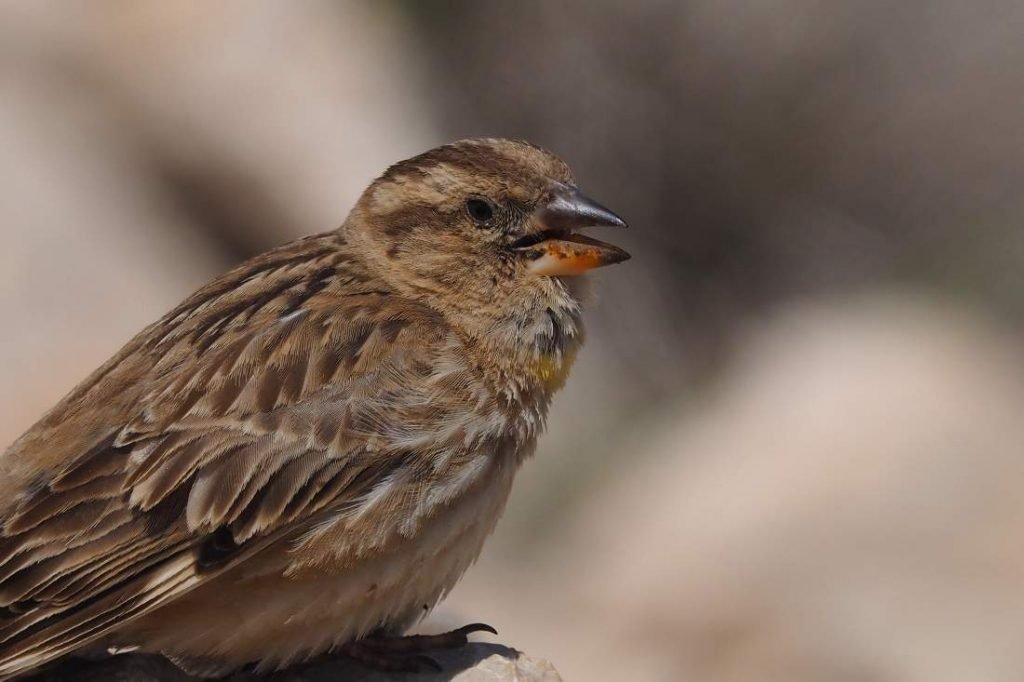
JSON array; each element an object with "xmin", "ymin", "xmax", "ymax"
[
  {"xmin": 339, "ymin": 621, "xmax": 496, "ymax": 672},
  {"xmin": 454, "ymin": 622, "xmax": 498, "ymax": 637}
]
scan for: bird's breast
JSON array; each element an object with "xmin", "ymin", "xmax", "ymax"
[{"xmin": 122, "ymin": 443, "xmax": 523, "ymax": 671}]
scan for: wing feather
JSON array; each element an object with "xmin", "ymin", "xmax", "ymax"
[{"xmin": 0, "ymin": 235, "xmax": 469, "ymax": 678}]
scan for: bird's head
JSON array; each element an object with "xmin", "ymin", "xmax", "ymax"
[{"xmin": 344, "ymin": 138, "xmax": 629, "ymax": 365}]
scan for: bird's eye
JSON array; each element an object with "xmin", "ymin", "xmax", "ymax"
[{"xmin": 465, "ymin": 197, "xmax": 495, "ymax": 224}]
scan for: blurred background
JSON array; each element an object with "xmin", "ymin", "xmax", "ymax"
[{"xmin": 3, "ymin": 2, "xmax": 1024, "ymax": 680}]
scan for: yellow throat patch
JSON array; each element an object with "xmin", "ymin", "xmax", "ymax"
[{"xmin": 530, "ymin": 347, "xmax": 578, "ymax": 392}]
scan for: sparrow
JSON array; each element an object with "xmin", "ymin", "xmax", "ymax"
[{"xmin": 0, "ymin": 138, "xmax": 629, "ymax": 678}]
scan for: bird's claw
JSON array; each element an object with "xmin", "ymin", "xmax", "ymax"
[
  {"xmin": 342, "ymin": 622, "xmax": 498, "ymax": 672},
  {"xmin": 453, "ymin": 622, "xmax": 499, "ymax": 638}
]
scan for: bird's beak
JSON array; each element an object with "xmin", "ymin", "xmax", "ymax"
[{"xmin": 514, "ymin": 182, "xmax": 630, "ymax": 276}]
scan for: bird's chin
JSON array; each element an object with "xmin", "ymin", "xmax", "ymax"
[{"xmin": 551, "ymin": 272, "xmax": 593, "ymax": 307}]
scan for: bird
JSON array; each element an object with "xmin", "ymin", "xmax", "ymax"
[{"xmin": 0, "ymin": 138, "xmax": 629, "ymax": 678}]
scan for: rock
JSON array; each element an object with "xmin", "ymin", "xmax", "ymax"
[{"xmin": 29, "ymin": 644, "xmax": 561, "ymax": 682}]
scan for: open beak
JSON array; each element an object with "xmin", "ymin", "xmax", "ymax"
[{"xmin": 513, "ymin": 182, "xmax": 630, "ymax": 276}]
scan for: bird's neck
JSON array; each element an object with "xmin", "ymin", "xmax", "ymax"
[{"xmin": 450, "ymin": 290, "xmax": 586, "ymax": 406}]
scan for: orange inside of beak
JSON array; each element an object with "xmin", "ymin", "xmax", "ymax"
[{"xmin": 524, "ymin": 233, "xmax": 631, "ymax": 277}]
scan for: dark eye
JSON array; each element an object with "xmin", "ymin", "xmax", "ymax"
[{"xmin": 465, "ymin": 197, "xmax": 495, "ymax": 224}]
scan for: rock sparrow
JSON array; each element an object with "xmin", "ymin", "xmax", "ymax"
[{"xmin": 0, "ymin": 138, "xmax": 628, "ymax": 678}]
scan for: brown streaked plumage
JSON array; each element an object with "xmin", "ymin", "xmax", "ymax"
[{"xmin": 0, "ymin": 138, "xmax": 629, "ymax": 678}]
